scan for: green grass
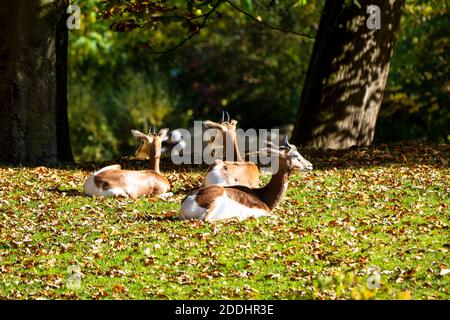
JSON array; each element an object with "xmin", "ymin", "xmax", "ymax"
[{"xmin": 0, "ymin": 143, "xmax": 449, "ymax": 299}]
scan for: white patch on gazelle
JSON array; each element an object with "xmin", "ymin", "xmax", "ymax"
[
  {"xmin": 83, "ymin": 165, "xmax": 124, "ymax": 197},
  {"xmin": 206, "ymin": 194, "xmax": 267, "ymax": 221},
  {"xmin": 180, "ymin": 195, "xmax": 208, "ymax": 220},
  {"xmin": 179, "ymin": 193, "xmax": 267, "ymax": 222},
  {"xmin": 99, "ymin": 187, "xmax": 129, "ymax": 198},
  {"xmin": 83, "ymin": 176, "xmax": 129, "ymax": 198},
  {"xmin": 203, "ymin": 164, "xmax": 227, "ymax": 186},
  {"xmin": 83, "ymin": 175, "xmax": 99, "ymax": 196}
]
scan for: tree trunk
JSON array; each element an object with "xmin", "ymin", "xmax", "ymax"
[
  {"xmin": 292, "ymin": 0, "xmax": 405, "ymax": 149},
  {"xmin": 0, "ymin": 0, "xmax": 72, "ymax": 166}
]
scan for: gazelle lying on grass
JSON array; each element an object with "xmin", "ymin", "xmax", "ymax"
[
  {"xmin": 83, "ymin": 129, "xmax": 171, "ymax": 199},
  {"xmin": 203, "ymin": 114, "xmax": 260, "ymax": 188},
  {"xmin": 180, "ymin": 138, "xmax": 313, "ymax": 221}
]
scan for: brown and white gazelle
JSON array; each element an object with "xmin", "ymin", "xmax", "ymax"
[
  {"xmin": 83, "ymin": 129, "xmax": 171, "ymax": 199},
  {"xmin": 180, "ymin": 138, "xmax": 313, "ymax": 221},
  {"xmin": 203, "ymin": 114, "xmax": 259, "ymax": 188}
]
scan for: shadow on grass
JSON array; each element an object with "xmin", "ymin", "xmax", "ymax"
[
  {"xmin": 47, "ymin": 188, "xmax": 85, "ymax": 197},
  {"xmin": 299, "ymin": 142, "xmax": 449, "ymax": 170},
  {"xmin": 1, "ymin": 142, "xmax": 448, "ymax": 171},
  {"xmin": 138, "ymin": 213, "xmax": 179, "ymax": 222},
  {"xmin": 79, "ymin": 142, "xmax": 450, "ymax": 171}
]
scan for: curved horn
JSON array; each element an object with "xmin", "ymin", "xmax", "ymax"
[
  {"xmin": 283, "ymin": 136, "xmax": 293, "ymax": 148},
  {"xmin": 226, "ymin": 111, "xmax": 230, "ymax": 122},
  {"xmin": 221, "ymin": 111, "xmax": 225, "ymax": 123}
]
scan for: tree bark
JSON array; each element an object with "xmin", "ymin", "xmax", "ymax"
[
  {"xmin": 0, "ymin": 0, "xmax": 72, "ymax": 166},
  {"xmin": 292, "ymin": 0, "xmax": 405, "ymax": 149},
  {"xmin": 56, "ymin": 4, "xmax": 73, "ymax": 162}
]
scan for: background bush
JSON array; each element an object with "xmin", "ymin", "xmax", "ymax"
[{"xmin": 68, "ymin": 0, "xmax": 449, "ymax": 162}]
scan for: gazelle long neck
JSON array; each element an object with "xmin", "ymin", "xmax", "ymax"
[
  {"xmin": 148, "ymin": 145, "xmax": 161, "ymax": 173},
  {"xmin": 223, "ymin": 131, "xmax": 244, "ymax": 162},
  {"xmin": 257, "ymin": 161, "xmax": 290, "ymax": 210}
]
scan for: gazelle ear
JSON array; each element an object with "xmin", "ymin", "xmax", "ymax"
[
  {"xmin": 131, "ymin": 129, "xmax": 149, "ymax": 141},
  {"xmin": 230, "ymin": 119, "xmax": 238, "ymax": 126},
  {"xmin": 203, "ymin": 120, "xmax": 226, "ymax": 131},
  {"xmin": 158, "ymin": 128, "xmax": 169, "ymax": 139}
]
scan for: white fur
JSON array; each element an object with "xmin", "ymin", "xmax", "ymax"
[
  {"xmin": 83, "ymin": 175, "xmax": 98, "ymax": 196},
  {"xmin": 94, "ymin": 164, "xmax": 121, "ymax": 175},
  {"xmin": 180, "ymin": 195, "xmax": 208, "ymax": 220},
  {"xmin": 206, "ymin": 194, "xmax": 267, "ymax": 221},
  {"xmin": 179, "ymin": 193, "xmax": 267, "ymax": 222},
  {"xmin": 83, "ymin": 165, "xmax": 123, "ymax": 197},
  {"xmin": 99, "ymin": 187, "xmax": 129, "ymax": 198},
  {"xmin": 203, "ymin": 163, "xmax": 227, "ymax": 186},
  {"xmin": 83, "ymin": 165, "xmax": 166, "ymax": 198}
]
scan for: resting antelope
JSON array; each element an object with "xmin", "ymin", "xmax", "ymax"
[
  {"xmin": 83, "ymin": 129, "xmax": 171, "ymax": 199},
  {"xmin": 180, "ymin": 138, "xmax": 313, "ymax": 221},
  {"xmin": 135, "ymin": 128, "xmax": 184, "ymax": 159},
  {"xmin": 203, "ymin": 113, "xmax": 260, "ymax": 188}
]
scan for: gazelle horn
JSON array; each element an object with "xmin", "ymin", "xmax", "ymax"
[
  {"xmin": 283, "ymin": 136, "xmax": 293, "ymax": 149},
  {"xmin": 226, "ymin": 111, "xmax": 230, "ymax": 122}
]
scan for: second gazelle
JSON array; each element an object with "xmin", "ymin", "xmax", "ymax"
[
  {"xmin": 83, "ymin": 128, "xmax": 171, "ymax": 199},
  {"xmin": 203, "ymin": 114, "xmax": 260, "ymax": 188},
  {"xmin": 180, "ymin": 138, "xmax": 313, "ymax": 221}
]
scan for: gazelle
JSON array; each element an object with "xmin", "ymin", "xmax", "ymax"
[
  {"xmin": 180, "ymin": 138, "xmax": 313, "ymax": 221},
  {"xmin": 135, "ymin": 128, "xmax": 184, "ymax": 159},
  {"xmin": 203, "ymin": 113, "xmax": 260, "ymax": 188},
  {"xmin": 83, "ymin": 128, "xmax": 171, "ymax": 199}
]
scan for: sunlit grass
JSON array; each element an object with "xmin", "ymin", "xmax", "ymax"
[{"xmin": 0, "ymin": 144, "xmax": 449, "ymax": 299}]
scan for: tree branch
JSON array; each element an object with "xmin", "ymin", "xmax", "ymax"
[
  {"xmin": 143, "ymin": 0, "xmax": 224, "ymax": 54},
  {"xmin": 225, "ymin": 0, "xmax": 314, "ymax": 39}
]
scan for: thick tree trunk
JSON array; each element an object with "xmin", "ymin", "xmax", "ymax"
[
  {"xmin": 292, "ymin": 0, "xmax": 405, "ymax": 149},
  {"xmin": 56, "ymin": 5, "xmax": 73, "ymax": 162},
  {"xmin": 0, "ymin": 0, "xmax": 72, "ymax": 166}
]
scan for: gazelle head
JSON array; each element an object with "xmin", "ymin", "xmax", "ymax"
[
  {"xmin": 278, "ymin": 137, "xmax": 313, "ymax": 172},
  {"xmin": 203, "ymin": 111, "xmax": 243, "ymax": 161},
  {"xmin": 203, "ymin": 111, "xmax": 238, "ymax": 136},
  {"xmin": 132, "ymin": 127, "xmax": 169, "ymax": 159}
]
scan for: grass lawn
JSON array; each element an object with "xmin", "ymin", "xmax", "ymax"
[{"xmin": 0, "ymin": 143, "xmax": 448, "ymax": 299}]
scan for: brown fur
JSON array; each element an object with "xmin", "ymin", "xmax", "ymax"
[
  {"xmin": 206, "ymin": 161, "xmax": 260, "ymax": 188},
  {"xmin": 189, "ymin": 184, "xmax": 268, "ymax": 212},
  {"xmin": 94, "ymin": 169, "xmax": 170, "ymax": 198},
  {"xmin": 204, "ymin": 119, "xmax": 260, "ymax": 187},
  {"xmin": 191, "ymin": 185, "xmax": 225, "ymax": 209},
  {"xmin": 224, "ymin": 187, "xmax": 269, "ymax": 211},
  {"xmin": 135, "ymin": 141, "xmax": 150, "ymax": 159}
]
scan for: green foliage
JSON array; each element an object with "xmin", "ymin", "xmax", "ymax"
[
  {"xmin": 67, "ymin": 0, "xmax": 448, "ymax": 161},
  {"xmin": 68, "ymin": 0, "xmax": 321, "ymax": 161},
  {"xmin": 379, "ymin": 1, "xmax": 450, "ymax": 143},
  {"xmin": 68, "ymin": 0, "xmax": 180, "ymax": 161}
]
